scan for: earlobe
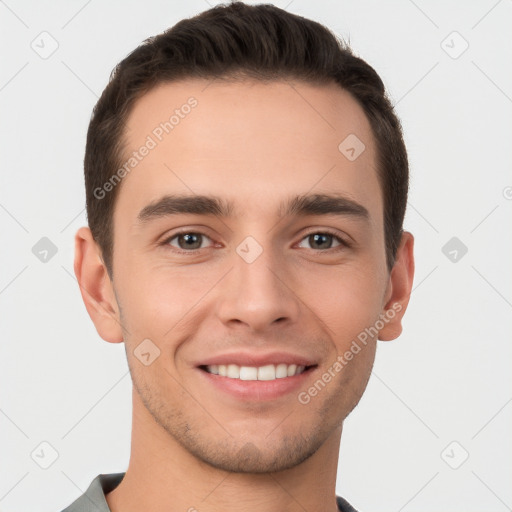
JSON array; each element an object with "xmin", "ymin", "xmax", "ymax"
[
  {"xmin": 73, "ymin": 226, "xmax": 124, "ymax": 344},
  {"xmin": 378, "ymin": 231, "xmax": 415, "ymax": 341}
]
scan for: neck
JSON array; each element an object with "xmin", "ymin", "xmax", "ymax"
[{"xmin": 106, "ymin": 390, "xmax": 343, "ymax": 512}]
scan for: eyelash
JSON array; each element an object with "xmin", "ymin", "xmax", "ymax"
[{"xmin": 160, "ymin": 229, "xmax": 350, "ymax": 254}]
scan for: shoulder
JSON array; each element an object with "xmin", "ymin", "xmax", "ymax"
[
  {"xmin": 336, "ymin": 495, "xmax": 359, "ymax": 512},
  {"xmin": 59, "ymin": 473, "xmax": 125, "ymax": 512}
]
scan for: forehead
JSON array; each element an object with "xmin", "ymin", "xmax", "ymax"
[{"xmin": 115, "ymin": 78, "xmax": 381, "ymax": 224}]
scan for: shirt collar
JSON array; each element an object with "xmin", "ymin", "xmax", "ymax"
[
  {"xmin": 61, "ymin": 472, "xmax": 357, "ymax": 512},
  {"xmin": 61, "ymin": 473, "xmax": 124, "ymax": 512}
]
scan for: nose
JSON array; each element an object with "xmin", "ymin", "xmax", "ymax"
[{"xmin": 214, "ymin": 242, "xmax": 301, "ymax": 333}]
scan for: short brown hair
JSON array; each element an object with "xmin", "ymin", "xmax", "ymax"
[{"xmin": 85, "ymin": 1, "xmax": 408, "ymax": 277}]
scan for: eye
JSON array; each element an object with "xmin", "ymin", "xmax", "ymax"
[
  {"xmin": 165, "ymin": 232, "xmax": 213, "ymax": 251},
  {"xmin": 297, "ymin": 231, "xmax": 347, "ymax": 251}
]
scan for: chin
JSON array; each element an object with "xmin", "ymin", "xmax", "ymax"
[{"xmin": 176, "ymin": 433, "xmax": 325, "ymax": 474}]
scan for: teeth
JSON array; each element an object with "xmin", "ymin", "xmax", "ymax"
[
  {"xmin": 240, "ymin": 366, "xmax": 258, "ymax": 380},
  {"xmin": 258, "ymin": 364, "xmax": 275, "ymax": 381},
  {"xmin": 227, "ymin": 364, "xmax": 240, "ymax": 379},
  {"xmin": 287, "ymin": 364, "xmax": 297, "ymax": 377},
  {"xmin": 275, "ymin": 363, "xmax": 288, "ymax": 378},
  {"xmin": 205, "ymin": 363, "xmax": 307, "ymax": 380}
]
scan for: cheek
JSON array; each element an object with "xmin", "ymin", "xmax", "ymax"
[
  {"xmin": 126, "ymin": 351, "xmax": 186, "ymax": 419},
  {"xmin": 298, "ymin": 263, "xmax": 387, "ymax": 344},
  {"xmin": 117, "ymin": 262, "xmax": 225, "ymax": 339}
]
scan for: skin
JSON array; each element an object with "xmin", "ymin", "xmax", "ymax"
[{"xmin": 74, "ymin": 79, "xmax": 414, "ymax": 512}]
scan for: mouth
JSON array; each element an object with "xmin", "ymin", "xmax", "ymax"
[
  {"xmin": 199, "ymin": 363, "xmax": 314, "ymax": 381},
  {"xmin": 194, "ymin": 352, "xmax": 318, "ymax": 401},
  {"xmin": 196, "ymin": 360, "xmax": 318, "ymax": 401}
]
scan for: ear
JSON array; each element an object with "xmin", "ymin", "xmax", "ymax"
[
  {"xmin": 378, "ymin": 231, "xmax": 415, "ymax": 341},
  {"xmin": 73, "ymin": 226, "xmax": 124, "ymax": 343}
]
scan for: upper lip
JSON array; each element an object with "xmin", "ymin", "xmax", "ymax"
[{"xmin": 196, "ymin": 351, "xmax": 317, "ymax": 368}]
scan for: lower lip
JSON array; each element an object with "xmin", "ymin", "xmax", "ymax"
[{"xmin": 197, "ymin": 367, "xmax": 316, "ymax": 401}]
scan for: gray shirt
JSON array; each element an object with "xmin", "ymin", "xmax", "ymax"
[{"xmin": 60, "ymin": 472, "xmax": 358, "ymax": 512}]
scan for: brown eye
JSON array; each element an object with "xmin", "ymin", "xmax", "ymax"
[
  {"xmin": 167, "ymin": 232, "xmax": 211, "ymax": 251},
  {"xmin": 297, "ymin": 232, "xmax": 345, "ymax": 250}
]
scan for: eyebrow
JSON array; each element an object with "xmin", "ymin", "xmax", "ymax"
[{"xmin": 136, "ymin": 193, "xmax": 369, "ymax": 223}]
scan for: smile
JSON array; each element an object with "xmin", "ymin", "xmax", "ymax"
[{"xmin": 203, "ymin": 363, "xmax": 308, "ymax": 381}]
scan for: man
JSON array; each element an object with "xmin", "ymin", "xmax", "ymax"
[{"xmin": 63, "ymin": 2, "xmax": 414, "ymax": 511}]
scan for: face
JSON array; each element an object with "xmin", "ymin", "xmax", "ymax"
[{"xmin": 105, "ymin": 79, "xmax": 400, "ymax": 472}]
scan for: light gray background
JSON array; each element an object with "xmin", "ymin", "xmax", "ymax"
[{"xmin": 1, "ymin": 1, "xmax": 511, "ymax": 511}]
